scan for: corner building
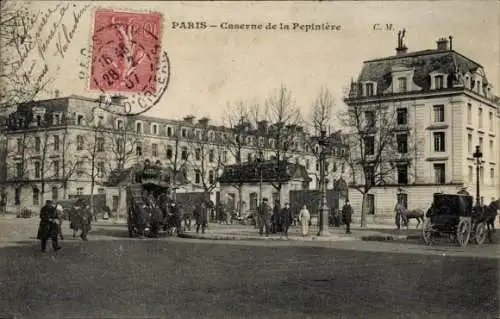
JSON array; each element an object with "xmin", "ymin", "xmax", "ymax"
[{"xmin": 345, "ymin": 37, "xmax": 500, "ymax": 222}]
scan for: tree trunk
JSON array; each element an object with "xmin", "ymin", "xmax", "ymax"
[
  {"xmin": 360, "ymin": 193, "xmax": 367, "ymax": 228},
  {"xmin": 90, "ymin": 180, "xmax": 95, "ymax": 220},
  {"xmin": 238, "ymin": 185, "xmax": 243, "ymax": 217},
  {"xmin": 63, "ymin": 182, "xmax": 68, "ymax": 199}
]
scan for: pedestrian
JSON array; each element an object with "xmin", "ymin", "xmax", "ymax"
[
  {"xmin": 194, "ymin": 202, "xmax": 208, "ymax": 234},
  {"xmin": 394, "ymin": 199, "xmax": 406, "ymax": 230},
  {"xmin": 0, "ymin": 192, "xmax": 6, "ymax": 215},
  {"xmin": 272, "ymin": 200, "xmax": 282, "ymax": 234},
  {"xmin": 37, "ymin": 200, "xmax": 61, "ymax": 252},
  {"xmin": 299, "ymin": 205, "xmax": 311, "ymax": 236},
  {"xmin": 55, "ymin": 202, "xmax": 64, "ymax": 240},
  {"xmin": 70, "ymin": 199, "xmax": 83, "ymax": 238},
  {"xmin": 341, "ymin": 199, "xmax": 353, "ymax": 234},
  {"xmin": 279, "ymin": 203, "xmax": 292, "ymax": 238},
  {"xmin": 80, "ymin": 202, "xmax": 92, "ymax": 241},
  {"xmin": 257, "ymin": 198, "xmax": 272, "ymax": 236}
]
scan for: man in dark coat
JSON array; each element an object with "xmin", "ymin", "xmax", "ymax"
[
  {"xmin": 271, "ymin": 200, "xmax": 281, "ymax": 234},
  {"xmin": 37, "ymin": 200, "xmax": 61, "ymax": 252},
  {"xmin": 257, "ymin": 198, "xmax": 272, "ymax": 236},
  {"xmin": 279, "ymin": 203, "xmax": 293, "ymax": 237},
  {"xmin": 341, "ymin": 199, "xmax": 353, "ymax": 234},
  {"xmin": 193, "ymin": 202, "xmax": 208, "ymax": 234},
  {"xmin": 170, "ymin": 202, "xmax": 182, "ymax": 235}
]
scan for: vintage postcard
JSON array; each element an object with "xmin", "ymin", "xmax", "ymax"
[{"xmin": 0, "ymin": 1, "xmax": 498, "ymax": 318}]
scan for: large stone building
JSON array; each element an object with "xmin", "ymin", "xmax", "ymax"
[
  {"xmin": 344, "ymin": 36, "xmax": 500, "ymax": 222},
  {"xmin": 2, "ymin": 95, "xmax": 348, "ymax": 213}
]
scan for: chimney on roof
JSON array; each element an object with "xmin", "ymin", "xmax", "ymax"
[
  {"xmin": 257, "ymin": 120, "xmax": 268, "ymax": 132},
  {"xmin": 448, "ymin": 36, "xmax": 453, "ymax": 51},
  {"xmin": 198, "ymin": 117, "xmax": 209, "ymax": 126},
  {"xmin": 395, "ymin": 29, "xmax": 408, "ymax": 56},
  {"xmin": 54, "ymin": 90, "xmax": 60, "ymax": 98},
  {"xmin": 183, "ymin": 115, "xmax": 195, "ymax": 124},
  {"xmin": 436, "ymin": 37, "xmax": 449, "ymax": 51}
]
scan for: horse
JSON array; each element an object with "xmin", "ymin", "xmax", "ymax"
[
  {"xmin": 401, "ymin": 208, "xmax": 425, "ymax": 229},
  {"xmin": 483, "ymin": 199, "xmax": 500, "ymax": 233}
]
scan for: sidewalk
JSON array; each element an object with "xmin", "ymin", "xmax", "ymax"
[{"xmin": 179, "ymin": 223, "xmax": 422, "ymax": 242}]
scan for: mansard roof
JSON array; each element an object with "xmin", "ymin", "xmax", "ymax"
[
  {"xmin": 218, "ymin": 160, "xmax": 312, "ymax": 184},
  {"xmin": 358, "ymin": 49, "xmax": 484, "ymax": 93}
]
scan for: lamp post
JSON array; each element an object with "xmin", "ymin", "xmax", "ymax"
[
  {"xmin": 317, "ymin": 130, "xmax": 331, "ymax": 236},
  {"xmin": 472, "ymin": 145, "xmax": 483, "ymax": 207}
]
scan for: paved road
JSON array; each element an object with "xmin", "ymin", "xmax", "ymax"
[{"xmin": 0, "ymin": 218, "xmax": 498, "ymax": 318}]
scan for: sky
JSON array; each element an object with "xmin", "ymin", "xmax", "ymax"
[{"xmin": 16, "ymin": 1, "xmax": 500, "ymax": 125}]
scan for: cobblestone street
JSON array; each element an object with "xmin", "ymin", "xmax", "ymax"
[{"xmin": 0, "ymin": 217, "xmax": 498, "ymax": 318}]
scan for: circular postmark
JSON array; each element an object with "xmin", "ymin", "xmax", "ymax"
[{"xmin": 88, "ymin": 21, "xmax": 170, "ymax": 116}]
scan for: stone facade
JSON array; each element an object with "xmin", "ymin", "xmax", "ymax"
[
  {"xmin": 2, "ymin": 95, "xmax": 348, "ymax": 213},
  {"xmin": 345, "ymin": 36, "xmax": 500, "ymax": 221}
]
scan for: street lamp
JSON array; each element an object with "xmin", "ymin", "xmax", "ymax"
[
  {"xmin": 472, "ymin": 145, "xmax": 483, "ymax": 207},
  {"xmin": 317, "ymin": 130, "xmax": 331, "ymax": 236}
]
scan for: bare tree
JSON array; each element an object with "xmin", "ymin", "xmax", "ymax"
[
  {"xmin": 0, "ymin": 1, "xmax": 53, "ymax": 112},
  {"xmin": 310, "ymin": 86, "xmax": 336, "ymax": 135},
  {"xmin": 260, "ymin": 85, "xmax": 302, "ymax": 200},
  {"xmin": 58, "ymin": 125, "xmax": 80, "ymax": 199},
  {"xmin": 222, "ymin": 101, "xmax": 254, "ymax": 216},
  {"xmin": 106, "ymin": 117, "xmax": 139, "ymax": 170},
  {"xmin": 306, "ymin": 87, "xmax": 339, "ymax": 188},
  {"xmin": 163, "ymin": 123, "xmax": 191, "ymax": 199},
  {"xmin": 187, "ymin": 120, "xmax": 226, "ymax": 199},
  {"xmin": 338, "ymin": 102, "xmax": 420, "ymax": 228},
  {"xmin": 5, "ymin": 125, "xmax": 34, "ymax": 209},
  {"xmin": 73, "ymin": 108, "xmax": 108, "ymax": 218}
]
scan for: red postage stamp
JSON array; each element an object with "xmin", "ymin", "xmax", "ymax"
[{"xmin": 90, "ymin": 9, "xmax": 162, "ymax": 94}]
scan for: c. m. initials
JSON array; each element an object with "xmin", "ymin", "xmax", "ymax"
[{"xmin": 373, "ymin": 23, "xmax": 393, "ymax": 31}]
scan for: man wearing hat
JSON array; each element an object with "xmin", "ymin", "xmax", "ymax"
[
  {"xmin": 37, "ymin": 200, "xmax": 61, "ymax": 252},
  {"xmin": 279, "ymin": 203, "xmax": 293, "ymax": 238},
  {"xmin": 257, "ymin": 198, "xmax": 272, "ymax": 236}
]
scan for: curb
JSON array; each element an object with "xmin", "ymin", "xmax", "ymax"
[
  {"xmin": 179, "ymin": 233, "xmax": 358, "ymax": 242},
  {"xmin": 361, "ymin": 234, "xmax": 421, "ymax": 242}
]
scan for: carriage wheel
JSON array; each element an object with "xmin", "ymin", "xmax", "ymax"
[
  {"xmin": 422, "ymin": 219, "xmax": 434, "ymax": 246},
  {"xmin": 472, "ymin": 222, "xmax": 487, "ymax": 245},
  {"xmin": 456, "ymin": 219, "xmax": 471, "ymax": 247}
]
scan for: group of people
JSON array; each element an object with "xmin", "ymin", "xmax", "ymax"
[
  {"xmin": 254, "ymin": 198, "xmax": 354, "ymax": 237},
  {"xmin": 36, "ymin": 199, "xmax": 93, "ymax": 252}
]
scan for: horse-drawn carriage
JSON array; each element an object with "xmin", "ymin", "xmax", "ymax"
[
  {"xmin": 126, "ymin": 162, "xmax": 180, "ymax": 238},
  {"xmin": 422, "ymin": 193, "xmax": 489, "ymax": 247}
]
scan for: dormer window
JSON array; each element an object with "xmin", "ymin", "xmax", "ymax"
[
  {"xmin": 398, "ymin": 77, "xmax": 407, "ymax": 92},
  {"xmin": 465, "ymin": 75, "xmax": 471, "ymax": 89},
  {"xmin": 430, "ymin": 72, "xmax": 449, "ymax": 90},
  {"xmin": 365, "ymin": 82, "xmax": 375, "ymax": 96},
  {"xmin": 53, "ymin": 114, "xmax": 60, "ymax": 125},
  {"xmin": 136, "ymin": 122, "xmax": 142, "ymax": 133},
  {"xmin": 435, "ymin": 75, "xmax": 444, "ymax": 89}
]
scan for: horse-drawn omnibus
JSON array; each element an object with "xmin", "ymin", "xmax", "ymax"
[{"xmin": 126, "ymin": 161, "xmax": 175, "ymax": 238}]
